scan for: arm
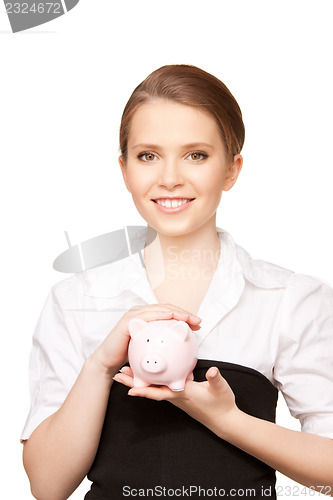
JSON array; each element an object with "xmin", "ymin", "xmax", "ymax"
[
  {"xmin": 204, "ymin": 370, "xmax": 333, "ymax": 495},
  {"xmin": 23, "ymin": 305, "xmax": 201, "ymax": 500},
  {"xmin": 115, "ymin": 366, "xmax": 333, "ymax": 495},
  {"xmin": 221, "ymin": 403, "xmax": 333, "ymax": 495},
  {"xmin": 114, "ymin": 275, "xmax": 333, "ymax": 493},
  {"xmin": 23, "ymin": 356, "xmax": 116, "ymax": 500}
]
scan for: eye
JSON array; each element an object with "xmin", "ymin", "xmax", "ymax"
[
  {"xmin": 138, "ymin": 152, "xmax": 158, "ymax": 162},
  {"xmin": 146, "ymin": 338, "xmax": 149, "ymax": 342},
  {"xmin": 187, "ymin": 151, "xmax": 208, "ymax": 162}
]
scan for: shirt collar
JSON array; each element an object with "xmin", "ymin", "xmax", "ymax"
[
  {"xmin": 81, "ymin": 226, "xmax": 291, "ymax": 300},
  {"xmin": 80, "ymin": 227, "xmax": 292, "ymax": 345},
  {"xmin": 222, "ymin": 228, "xmax": 293, "ymax": 289}
]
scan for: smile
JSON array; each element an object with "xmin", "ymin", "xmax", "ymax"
[{"xmin": 152, "ymin": 198, "xmax": 195, "ymax": 213}]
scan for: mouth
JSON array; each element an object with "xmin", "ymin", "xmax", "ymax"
[
  {"xmin": 152, "ymin": 198, "xmax": 195, "ymax": 207},
  {"xmin": 151, "ymin": 198, "xmax": 195, "ymax": 214}
]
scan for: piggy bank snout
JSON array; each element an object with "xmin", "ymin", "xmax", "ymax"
[{"xmin": 141, "ymin": 353, "xmax": 167, "ymax": 374}]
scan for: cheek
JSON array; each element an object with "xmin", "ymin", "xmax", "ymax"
[
  {"xmin": 199, "ymin": 172, "xmax": 224, "ymax": 197},
  {"xmin": 126, "ymin": 171, "xmax": 149, "ymax": 197}
]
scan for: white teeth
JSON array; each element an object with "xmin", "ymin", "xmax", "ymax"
[{"xmin": 156, "ymin": 199, "xmax": 191, "ymax": 208}]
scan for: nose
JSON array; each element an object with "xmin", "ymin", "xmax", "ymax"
[
  {"xmin": 158, "ymin": 158, "xmax": 184, "ymax": 189},
  {"xmin": 141, "ymin": 353, "xmax": 167, "ymax": 374}
]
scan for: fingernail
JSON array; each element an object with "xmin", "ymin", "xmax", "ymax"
[
  {"xmin": 128, "ymin": 390, "xmax": 140, "ymax": 397},
  {"xmin": 191, "ymin": 315, "xmax": 202, "ymax": 322}
]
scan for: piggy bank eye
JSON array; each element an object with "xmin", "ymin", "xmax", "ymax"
[{"xmin": 146, "ymin": 339, "xmax": 149, "ymax": 342}]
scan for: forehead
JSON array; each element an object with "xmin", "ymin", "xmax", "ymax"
[{"xmin": 128, "ymin": 99, "xmax": 223, "ymax": 148}]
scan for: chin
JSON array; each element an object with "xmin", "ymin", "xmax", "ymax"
[{"xmin": 153, "ymin": 222, "xmax": 201, "ymax": 238}]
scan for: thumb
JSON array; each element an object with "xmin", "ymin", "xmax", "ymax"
[{"xmin": 206, "ymin": 367, "xmax": 227, "ymax": 392}]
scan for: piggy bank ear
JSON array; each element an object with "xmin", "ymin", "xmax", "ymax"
[
  {"xmin": 169, "ymin": 320, "xmax": 190, "ymax": 341},
  {"xmin": 128, "ymin": 318, "xmax": 147, "ymax": 339}
]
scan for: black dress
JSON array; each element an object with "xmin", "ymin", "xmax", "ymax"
[{"xmin": 85, "ymin": 360, "xmax": 278, "ymax": 499}]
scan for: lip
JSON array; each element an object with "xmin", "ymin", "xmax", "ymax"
[
  {"xmin": 152, "ymin": 198, "xmax": 195, "ymax": 214},
  {"xmin": 153, "ymin": 197, "xmax": 194, "ymax": 200}
]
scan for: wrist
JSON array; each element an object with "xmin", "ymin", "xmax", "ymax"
[
  {"xmin": 85, "ymin": 352, "xmax": 120, "ymax": 380},
  {"xmin": 215, "ymin": 407, "xmax": 249, "ymax": 442}
]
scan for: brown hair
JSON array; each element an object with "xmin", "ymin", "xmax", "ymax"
[{"xmin": 119, "ymin": 64, "xmax": 245, "ymax": 164}]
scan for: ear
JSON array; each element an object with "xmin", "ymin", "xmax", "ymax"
[
  {"xmin": 169, "ymin": 320, "xmax": 190, "ymax": 341},
  {"xmin": 128, "ymin": 318, "xmax": 147, "ymax": 339},
  {"xmin": 118, "ymin": 155, "xmax": 131, "ymax": 193},
  {"xmin": 223, "ymin": 154, "xmax": 243, "ymax": 192}
]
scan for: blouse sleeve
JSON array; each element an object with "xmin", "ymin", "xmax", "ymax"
[
  {"xmin": 20, "ymin": 276, "xmax": 86, "ymax": 442},
  {"xmin": 273, "ymin": 273, "xmax": 333, "ymax": 438}
]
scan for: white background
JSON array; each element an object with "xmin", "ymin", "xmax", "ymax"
[{"xmin": 1, "ymin": 1, "xmax": 332, "ymax": 498}]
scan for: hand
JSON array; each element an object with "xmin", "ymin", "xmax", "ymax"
[
  {"xmin": 90, "ymin": 304, "xmax": 202, "ymax": 376},
  {"xmin": 113, "ymin": 365, "xmax": 239, "ymax": 437}
]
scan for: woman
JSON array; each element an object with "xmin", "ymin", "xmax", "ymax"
[{"xmin": 22, "ymin": 65, "xmax": 333, "ymax": 499}]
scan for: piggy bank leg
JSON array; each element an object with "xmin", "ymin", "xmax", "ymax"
[
  {"xmin": 168, "ymin": 380, "xmax": 186, "ymax": 392},
  {"xmin": 133, "ymin": 376, "xmax": 150, "ymax": 388}
]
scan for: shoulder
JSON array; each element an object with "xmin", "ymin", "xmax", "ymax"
[
  {"xmin": 48, "ymin": 272, "xmax": 86, "ymax": 310},
  {"xmin": 220, "ymin": 228, "xmax": 293, "ymax": 289},
  {"xmin": 276, "ymin": 272, "xmax": 333, "ymax": 344},
  {"xmin": 48, "ymin": 253, "xmax": 138, "ymax": 306},
  {"xmin": 245, "ymin": 254, "xmax": 333, "ymax": 306},
  {"xmin": 219, "ymin": 228, "xmax": 333, "ymax": 293},
  {"xmin": 282, "ymin": 271, "xmax": 333, "ymax": 313},
  {"xmin": 282, "ymin": 272, "xmax": 333, "ymax": 321}
]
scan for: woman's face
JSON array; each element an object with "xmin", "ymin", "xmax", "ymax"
[{"xmin": 119, "ymin": 99, "xmax": 242, "ymax": 237}]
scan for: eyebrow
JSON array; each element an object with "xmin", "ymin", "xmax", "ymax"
[{"xmin": 131, "ymin": 142, "xmax": 215, "ymax": 151}]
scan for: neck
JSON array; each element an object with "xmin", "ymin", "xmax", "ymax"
[{"xmin": 143, "ymin": 221, "xmax": 222, "ymax": 281}]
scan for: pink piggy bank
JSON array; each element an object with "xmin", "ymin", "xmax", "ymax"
[{"xmin": 128, "ymin": 318, "xmax": 198, "ymax": 391}]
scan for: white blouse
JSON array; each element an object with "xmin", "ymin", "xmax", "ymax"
[{"xmin": 20, "ymin": 227, "xmax": 333, "ymax": 441}]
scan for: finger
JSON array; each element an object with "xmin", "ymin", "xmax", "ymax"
[
  {"xmin": 113, "ymin": 373, "xmax": 134, "ymax": 388},
  {"xmin": 130, "ymin": 309, "xmax": 202, "ymax": 329},
  {"xmin": 119, "ymin": 365, "xmax": 133, "ymax": 376},
  {"xmin": 128, "ymin": 385, "xmax": 177, "ymax": 401},
  {"xmin": 140, "ymin": 304, "xmax": 202, "ymax": 325},
  {"xmin": 190, "ymin": 323, "xmax": 201, "ymax": 331},
  {"xmin": 161, "ymin": 310, "xmax": 202, "ymax": 326},
  {"xmin": 167, "ymin": 309, "xmax": 202, "ymax": 325},
  {"xmin": 131, "ymin": 309, "xmax": 201, "ymax": 327},
  {"xmin": 168, "ymin": 311, "xmax": 202, "ymax": 328},
  {"xmin": 205, "ymin": 367, "xmax": 227, "ymax": 393}
]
